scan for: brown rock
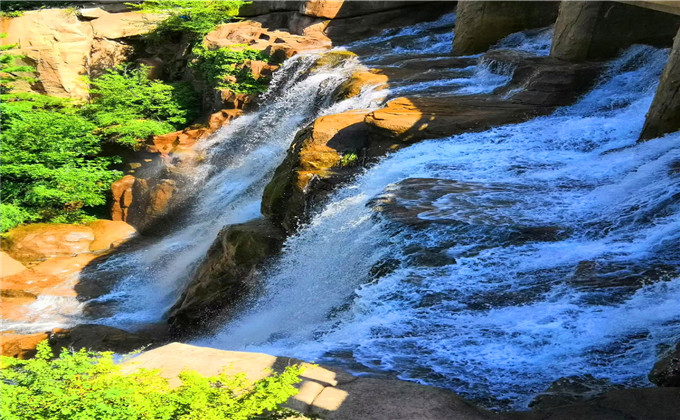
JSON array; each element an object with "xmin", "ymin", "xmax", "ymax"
[
  {"xmin": 334, "ymin": 69, "xmax": 389, "ymax": 100},
  {"xmin": 300, "ymin": 1, "xmax": 422, "ymax": 19},
  {"xmin": 1, "ymin": 332, "xmax": 49, "ymax": 359},
  {"xmin": 120, "ymin": 342, "xmax": 493, "ymax": 419},
  {"xmin": 168, "ymin": 218, "xmax": 285, "ymax": 332},
  {"xmin": 1, "ymin": 251, "xmax": 26, "ymax": 278},
  {"xmin": 314, "ymin": 377, "xmax": 496, "ymax": 420},
  {"xmin": 90, "ymin": 11, "xmax": 165, "ymax": 39},
  {"xmin": 87, "ymin": 220, "xmax": 136, "ymax": 252},
  {"xmin": 1, "ymin": 224, "xmax": 95, "ymax": 264},
  {"xmin": 204, "ymin": 20, "xmax": 331, "ymax": 61},
  {"xmin": 261, "ymin": 109, "xmax": 372, "ymax": 232},
  {"xmin": 0, "ymin": 9, "xmax": 93, "ymax": 99},
  {"xmin": 111, "ymin": 175, "xmax": 136, "ymax": 222},
  {"xmin": 649, "ymin": 342, "xmax": 680, "ymax": 387}
]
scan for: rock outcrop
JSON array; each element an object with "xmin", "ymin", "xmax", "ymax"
[
  {"xmin": 120, "ymin": 342, "xmax": 497, "ymax": 419},
  {"xmin": 167, "ymin": 218, "xmax": 285, "ymax": 332},
  {"xmin": 0, "ymin": 8, "xmax": 163, "ymax": 99}
]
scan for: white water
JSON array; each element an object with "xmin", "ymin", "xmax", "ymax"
[{"xmin": 200, "ymin": 44, "xmax": 680, "ymax": 409}]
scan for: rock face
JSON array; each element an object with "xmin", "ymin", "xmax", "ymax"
[
  {"xmin": 640, "ymin": 27, "xmax": 680, "ymax": 141},
  {"xmin": 262, "ymin": 109, "xmax": 373, "ymax": 232},
  {"xmin": 0, "ymin": 8, "xmax": 163, "ymax": 99},
  {"xmin": 649, "ymin": 342, "xmax": 680, "ymax": 387},
  {"xmin": 452, "ymin": 1, "xmax": 559, "ymax": 56},
  {"xmin": 551, "ymin": 1, "xmax": 680, "ymax": 62},
  {"xmin": 167, "ymin": 219, "xmax": 285, "ymax": 332},
  {"xmin": 120, "ymin": 342, "xmax": 496, "ymax": 419}
]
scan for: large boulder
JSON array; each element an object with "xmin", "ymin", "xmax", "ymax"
[
  {"xmin": 167, "ymin": 218, "xmax": 285, "ymax": 332},
  {"xmin": 649, "ymin": 342, "xmax": 680, "ymax": 387},
  {"xmin": 1, "ymin": 224, "xmax": 96, "ymax": 264},
  {"xmin": 529, "ymin": 375, "xmax": 622, "ymax": 410},
  {"xmin": 0, "ymin": 9, "xmax": 162, "ymax": 99},
  {"xmin": 120, "ymin": 342, "xmax": 497, "ymax": 419}
]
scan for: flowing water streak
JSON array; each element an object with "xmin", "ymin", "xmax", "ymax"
[{"xmin": 202, "ymin": 45, "xmax": 680, "ymax": 409}]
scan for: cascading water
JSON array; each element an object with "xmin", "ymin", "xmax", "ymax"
[
  {"xmin": 198, "ymin": 41, "xmax": 680, "ymax": 411},
  {"xmin": 4, "ymin": 52, "xmax": 387, "ymax": 332}
]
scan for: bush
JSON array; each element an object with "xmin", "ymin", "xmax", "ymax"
[
  {"xmin": 0, "ymin": 341, "xmax": 304, "ymax": 420},
  {"xmin": 86, "ymin": 65, "xmax": 199, "ymax": 148},
  {"xmin": 132, "ymin": 0, "xmax": 247, "ymax": 39},
  {"xmin": 192, "ymin": 44, "xmax": 271, "ymax": 94}
]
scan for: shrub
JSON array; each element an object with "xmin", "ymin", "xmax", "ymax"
[
  {"xmin": 191, "ymin": 44, "xmax": 271, "ymax": 94},
  {"xmin": 132, "ymin": 0, "xmax": 247, "ymax": 39},
  {"xmin": 0, "ymin": 341, "xmax": 304, "ymax": 420},
  {"xmin": 86, "ymin": 65, "xmax": 199, "ymax": 148}
]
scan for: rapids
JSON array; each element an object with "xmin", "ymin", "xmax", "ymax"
[{"xmin": 10, "ymin": 12, "xmax": 679, "ymax": 411}]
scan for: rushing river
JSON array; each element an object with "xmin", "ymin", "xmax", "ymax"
[{"xmin": 12, "ymin": 12, "xmax": 679, "ymax": 410}]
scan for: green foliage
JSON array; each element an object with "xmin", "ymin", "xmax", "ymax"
[
  {"xmin": 1, "ymin": 110, "xmax": 122, "ymax": 227},
  {"xmin": 340, "ymin": 152, "xmax": 359, "ymax": 167},
  {"xmin": 0, "ymin": 203, "xmax": 34, "ymax": 232},
  {"xmin": 85, "ymin": 65, "xmax": 199, "ymax": 148},
  {"xmin": 131, "ymin": 0, "xmax": 247, "ymax": 39},
  {"xmin": 192, "ymin": 44, "xmax": 270, "ymax": 94},
  {"xmin": 0, "ymin": 33, "xmax": 36, "ymax": 94},
  {"xmin": 1, "ymin": 341, "xmax": 304, "ymax": 420}
]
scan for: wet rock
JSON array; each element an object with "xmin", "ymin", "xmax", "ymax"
[
  {"xmin": 1, "ymin": 251, "xmax": 26, "ymax": 278},
  {"xmin": 1, "ymin": 224, "xmax": 95, "ymax": 264},
  {"xmin": 334, "ymin": 69, "xmax": 389, "ymax": 100},
  {"xmin": 529, "ymin": 375, "xmax": 623, "ymax": 410},
  {"xmin": 168, "ymin": 218, "xmax": 285, "ymax": 333},
  {"xmin": 569, "ymin": 260, "xmax": 678, "ymax": 290},
  {"xmin": 262, "ymin": 109, "xmax": 373, "ymax": 232},
  {"xmin": 649, "ymin": 342, "xmax": 680, "ymax": 387},
  {"xmin": 453, "ymin": 1, "xmax": 559, "ymax": 56},
  {"xmin": 0, "ymin": 332, "xmax": 49, "ymax": 359},
  {"xmin": 49, "ymin": 325, "xmax": 153, "ymax": 355}
]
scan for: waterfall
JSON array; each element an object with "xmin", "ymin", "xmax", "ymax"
[
  {"xmin": 82, "ymin": 52, "xmax": 386, "ymax": 328},
  {"xmin": 199, "ymin": 44, "xmax": 679, "ymax": 410}
]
